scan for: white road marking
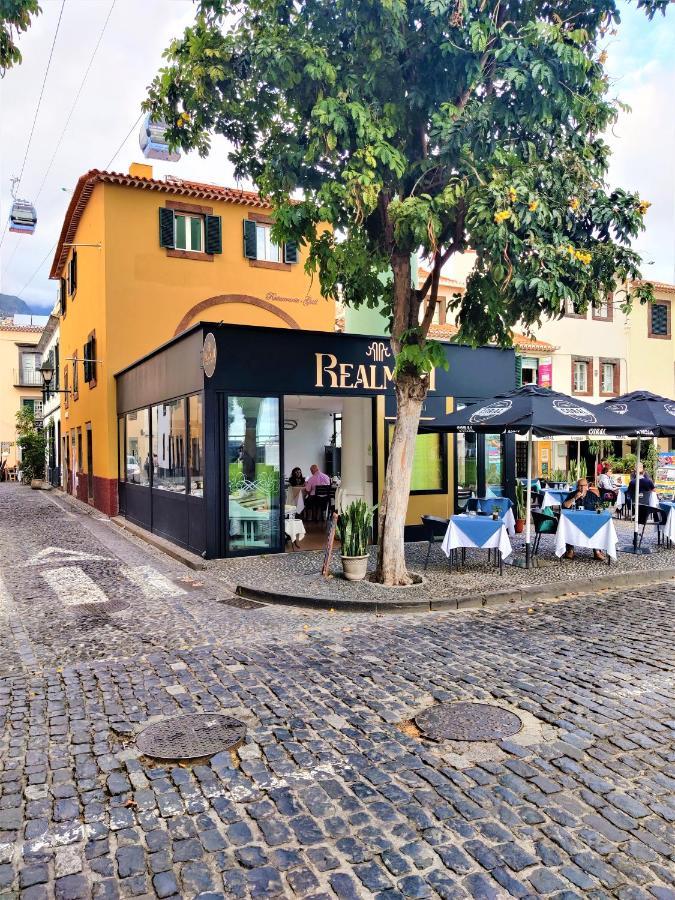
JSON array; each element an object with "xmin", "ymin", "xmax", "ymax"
[
  {"xmin": 21, "ymin": 546, "xmax": 112, "ymax": 567},
  {"xmin": 121, "ymin": 565, "xmax": 186, "ymax": 598},
  {"xmin": 41, "ymin": 566, "xmax": 109, "ymax": 606}
]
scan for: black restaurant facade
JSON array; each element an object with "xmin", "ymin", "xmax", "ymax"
[{"xmin": 115, "ymin": 323, "xmax": 517, "ymax": 558}]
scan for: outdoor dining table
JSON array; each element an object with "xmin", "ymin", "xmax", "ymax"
[
  {"xmin": 442, "ymin": 514, "xmax": 512, "ymax": 575},
  {"xmin": 540, "ymin": 488, "xmax": 570, "ymax": 508},
  {"xmin": 659, "ymin": 500, "xmax": 675, "ymax": 546},
  {"xmin": 554, "ymin": 509, "xmax": 618, "ymax": 562},
  {"xmin": 615, "ymin": 487, "xmax": 659, "ymax": 511},
  {"xmin": 466, "ymin": 496, "xmax": 516, "ymax": 536}
]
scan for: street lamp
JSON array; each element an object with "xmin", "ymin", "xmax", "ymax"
[{"xmin": 39, "ymin": 362, "xmax": 54, "ymax": 388}]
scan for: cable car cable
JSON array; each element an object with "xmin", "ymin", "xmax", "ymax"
[
  {"xmin": 16, "ymin": 241, "xmax": 58, "ymax": 300},
  {"xmin": 34, "ymin": 0, "xmax": 116, "ymax": 203},
  {"xmin": 106, "ymin": 111, "xmax": 144, "ymax": 170},
  {"xmin": 0, "ymin": 0, "xmax": 66, "ymax": 250}
]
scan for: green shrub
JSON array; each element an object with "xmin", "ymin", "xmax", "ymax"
[{"xmin": 337, "ymin": 499, "xmax": 375, "ymax": 557}]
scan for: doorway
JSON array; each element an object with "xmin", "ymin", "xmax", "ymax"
[{"xmin": 86, "ymin": 424, "xmax": 93, "ymax": 502}]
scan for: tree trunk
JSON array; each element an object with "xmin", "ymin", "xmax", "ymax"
[{"xmin": 374, "ymin": 371, "xmax": 428, "ymax": 585}]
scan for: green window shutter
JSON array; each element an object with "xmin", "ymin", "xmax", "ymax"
[
  {"xmin": 71, "ymin": 250, "xmax": 77, "ymax": 293},
  {"xmin": 83, "ymin": 342, "xmax": 89, "ymax": 383},
  {"xmin": 243, "ymin": 219, "xmax": 257, "ymax": 259},
  {"xmin": 205, "ymin": 215, "xmax": 222, "ymax": 254},
  {"xmin": 283, "ymin": 241, "xmax": 298, "ymax": 264},
  {"xmin": 159, "ymin": 207, "xmax": 175, "ymax": 248},
  {"xmin": 90, "ymin": 335, "xmax": 96, "ymax": 383},
  {"xmin": 59, "ymin": 277, "xmax": 66, "ymax": 315},
  {"xmin": 515, "ymin": 354, "xmax": 523, "ymax": 388}
]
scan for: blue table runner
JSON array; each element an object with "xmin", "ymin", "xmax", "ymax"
[
  {"xmin": 452, "ymin": 515, "xmax": 503, "ymax": 546},
  {"xmin": 562, "ymin": 509, "xmax": 611, "ymax": 539},
  {"xmin": 467, "ymin": 497, "xmax": 512, "ymax": 516}
]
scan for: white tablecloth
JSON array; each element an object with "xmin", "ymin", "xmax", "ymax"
[
  {"xmin": 661, "ymin": 504, "xmax": 675, "ymax": 543},
  {"xmin": 284, "ymin": 519, "xmax": 306, "ymax": 543},
  {"xmin": 442, "ymin": 515, "xmax": 513, "ymax": 559},
  {"xmin": 541, "ymin": 489, "xmax": 569, "ymax": 508},
  {"xmin": 555, "ymin": 511, "xmax": 618, "ymax": 560},
  {"xmin": 502, "ymin": 508, "xmax": 516, "ymax": 537}
]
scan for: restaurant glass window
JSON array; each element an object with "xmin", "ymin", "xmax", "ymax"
[
  {"xmin": 255, "ymin": 223, "xmax": 281, "ymax": 263},
  {"xmin": 118, "ymin": 417, "xmax": 125, "ymax": 482},
  {"xmin": 650, "ymin": 303, "xmax": 669, "ymax": 337},
  {"xmin": 125, "ymin": 409, "xmax": 150, "ymax": 486},
  {"xmin": 485, "ymin": 434, "xmax": 503, "ymax": 494},
  {"xmin": 521, "ymin": 357, "xmax": 538, "ymax": 385},
  {"xmin": 456, "ymin": 432, "xmax": 478, "ymax": 494},
  {"xmin": 151, "ymin": 399, "xmax": 187, "ymax": 492},
  {"xmin": 175, "ymin": 214, "xmax": 203, "ymax": 252},
  {"xmin": 188, "ymin": 394, "xmax": 204, "ymax": 496},
  {"xmin": 227, "ymin": 396, "xmax": 281, "ymax": 553}
]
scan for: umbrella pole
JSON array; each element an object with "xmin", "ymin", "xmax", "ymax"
[
  {"xmin": 633, "ymin": 436, "xmax": 641, "ymax": 552},
  {"xmin": 525, "ymin": 428, "xmax": 533, "ymax": 569},
  {"xmin": 576, "ymin": 438, "xmax": 581, "ymax": 479}
]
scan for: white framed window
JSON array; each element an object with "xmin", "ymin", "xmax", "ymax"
[
  {"xmin": 255, "ymin": 223, "xmax": 281, "ymax": 262},
  {"xmin": 601, "ymin": 362, "xmax": 615, "ymax": 393},
  {"xmin": 175, "ymin": 214, "xmax": 204, "ymax": 252},
  {"xmin": 573, "ymin": 360, "xmax": 588, "ymax": 393}
]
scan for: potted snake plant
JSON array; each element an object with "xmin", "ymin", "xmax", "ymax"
[
  {"xmin": 514, "ymin": 482, "xmax": 526, "ymax": 534},
  {"xmin": 337, "ymin": 499, "xmax": 374, "ymax": 581}
]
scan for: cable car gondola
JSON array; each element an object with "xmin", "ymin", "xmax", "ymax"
[
  {"xmin": 9, "ymin": 198, "xmax": 37, "ymax": 235},
  {"xmin": 138, "ymin": 114, "xmax": 181, "ymax": 162}
]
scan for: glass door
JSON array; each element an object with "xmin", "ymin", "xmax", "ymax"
[
  {"xmin": 485, "ymin": 433, "xmax": 504, "ymax": 496},
  {"xmin": 226, "ymin": 396, "xmax": 282, "ymax": 554}
]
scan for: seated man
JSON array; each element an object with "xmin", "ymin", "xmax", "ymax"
[
  {"xmin": 562, "ymin": 477, "xmax": 604, "ymax": 561},
  {"xmin": 303, "ymin": 464, "xmax": 331, "ymax": 521}
]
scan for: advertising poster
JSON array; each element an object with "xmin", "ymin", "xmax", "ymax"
[
  {"xmin": 538, "ymin": 357, "xmax": 552, "ymax": 389},
  {"xmin": 655, "ymin": 450, "xmax": 675, "ymax": 495}
]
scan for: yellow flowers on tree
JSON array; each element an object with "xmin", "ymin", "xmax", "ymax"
[{"xmin": 146, "ymin": 0, "xmax": 667, "ymax": 585}]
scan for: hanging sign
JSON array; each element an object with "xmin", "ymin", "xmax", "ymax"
[
  {"xmin": 538, "ymin": 357, "xmax": 552, "ymax": 389},
  {"xmin": 202, "ymin": 333, "xmax": 217, "ymax": 378}
]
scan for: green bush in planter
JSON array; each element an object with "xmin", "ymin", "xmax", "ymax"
[{"xmin": 337, "ymin": 499, "xmax": 374, "ymax": 557}]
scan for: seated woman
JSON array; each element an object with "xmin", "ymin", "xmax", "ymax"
[
  {"xmin": 287, "ymin": 467, "xmax": 306, "ymax": 513},
  {"xmin": 598, "ymin": 463, "xmax": 618, "ymax": 502}
]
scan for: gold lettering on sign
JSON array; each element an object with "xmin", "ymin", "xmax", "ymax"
[
  {"xmin": 366, "ymin": 340, "xmax": 391, "ymax": 362},
  {"xmin": 315, "ymin": 353, "xmax": 338, "ymax": 388},
  {"xmin": 355, "ymin": 364, "xmax": 371, "ymax": 389},
  {"xmin": 339, "ymin": 363, "xmax": 355, "ymax": 388}
]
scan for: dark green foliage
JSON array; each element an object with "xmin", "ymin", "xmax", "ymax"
[
  {"xmin": 1, "ymin": 0, "xmax": 41, "ymax": 75},
  {"xmin": 337, "ymin": 499, "xmax": 375, "ymax": 557},
  {"xmin": 15, "ymin": 408, "xmax": 46, "ymax": 482}
]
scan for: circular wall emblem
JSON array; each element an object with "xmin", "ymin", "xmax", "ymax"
[
  {"xmin": 552, "ymin": 398, "xmax": 596, "ymax": 424},
  {"xmin": 202, "ymin": 333, "xmax": 217, "ymax": 378},
  {"xmin": 469, "ymin": 399, "xmax": 512, "ymax": 425}
]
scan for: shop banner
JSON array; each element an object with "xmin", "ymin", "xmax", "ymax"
[{"xmin": 538, "ymin": 357, "xmax": 552, "ymax": 389}]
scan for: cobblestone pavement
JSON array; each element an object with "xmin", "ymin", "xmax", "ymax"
[{"xmin": 1, "ymin": 484, "xmax": 674, "ymax": 900}]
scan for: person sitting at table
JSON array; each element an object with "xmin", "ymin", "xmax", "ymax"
[
  {"xmin": 304, "ymin": 464, "xmax": 331, "ymax": 520},
  {"xmin": 288, "ymin": 467, "xmax": 305, "ymax": 487},
  {"xmin": 286, "ymin": 467, "xmax": 306, "ymax": 513},
  {"xmin": 598, "ymin": 463, "xmax": 618, "ymax": 502},
  {"xmin": 562, "ymin": 477, "xmax": 605, "ymax": 560},
  {"xmin": 629, "ymin": 465, "xmax": 655, "ymax": 495}
]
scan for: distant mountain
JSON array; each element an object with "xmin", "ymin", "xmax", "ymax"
[{"xmin": 0, "ymin": 293, "xmax": 30, "ymax": 316}]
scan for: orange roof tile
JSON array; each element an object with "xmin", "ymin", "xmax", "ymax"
[
  {"xmin": 631, "ymin": 278, "xmax": 675, "ymax": 294},
  {"xmin": 49, "ymin": 169, "xmax": 273, "ymax": 279},
  {"xmin": 428, "ymin": 322, "xmax": 555, "ymax": 353}
]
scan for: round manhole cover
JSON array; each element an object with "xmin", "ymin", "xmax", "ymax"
[
  {"xmin": 136, "ymin": 714, "xmax": 246, "ymax": 760},
  {"xmin": 415, "ymin": 702, "xmax": 522, "ymax": 742}
]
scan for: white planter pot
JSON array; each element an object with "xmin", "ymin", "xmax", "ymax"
[{"xmin": 341, "ymin": 554, "xmax": 369, "ymax": 582}]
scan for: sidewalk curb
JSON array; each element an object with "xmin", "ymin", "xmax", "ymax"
[
  {"xmin": 236, "ymin": 568, "xmax": 675, "ymax": 613},
  {"xmin": 110, "ymin": 517, "xmax": 206, "ymax": 570}
]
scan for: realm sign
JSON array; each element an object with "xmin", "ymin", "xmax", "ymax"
[{"xmin": 315, "ymin": 341, "xmax": 436, "ymax": 392}]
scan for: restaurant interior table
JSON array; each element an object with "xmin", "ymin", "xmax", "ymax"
[
  {"xmin": 442, "ymin": 514, "xmax": 512, "ymax": 574},
  {"xmin": 284, "ymin": 504, "xmax": 306, "ymax": 548},
  {"xmin": 466, "ymin": 496, "xmax": 516, "ymax": 536},
  {"xmin": 554, "ymin": 509, "xmax": 618, "ymax": 562}
]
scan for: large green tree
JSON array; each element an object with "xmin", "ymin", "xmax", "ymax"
[
  {"xmin": 147, "ymin": 0, "xmax": 666, "ymax": 584},
  {"xmin": 0, "ymin": 0, "xmax": 40, "ymax": 75}
]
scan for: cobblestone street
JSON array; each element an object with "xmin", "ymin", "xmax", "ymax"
[{"xmin": 1, "ymin": 483, "xmax": 674, "ymax": 900}]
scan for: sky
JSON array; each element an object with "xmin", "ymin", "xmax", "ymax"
[{"xmin": 0, "ymin": 0, "xmax": 673, "ymax": 312}]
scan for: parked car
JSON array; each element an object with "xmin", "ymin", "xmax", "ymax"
[{"xmin": 127, "ymin": 455, "xmax": 141, "ymax": 482}]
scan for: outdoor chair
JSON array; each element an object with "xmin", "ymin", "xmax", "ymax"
[
  {"xmin": 638, "ymin": 504, "xmax": 667, "ymax": 549},
  {"xmin": 531, "ymin": 509, "xmax": 558, "ymax": 556},
  {"xmin": 455, "ymin": 489, "xmax": 471, "ymax": 514},
  {"xmin": 421, "ymin": 515, "xmax": 450, "ymax": 570}
]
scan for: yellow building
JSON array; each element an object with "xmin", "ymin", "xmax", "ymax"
[
  {"xmin": 49, "ymin": 163, "xmax": 336, "ymax": 514},
  {"xmin": 0, "ymin": 319, "xmax": 44, "ymax": 471},
  {"xmin": 626, "ymin": 280, "xmax": 675, "ymax": 400}
]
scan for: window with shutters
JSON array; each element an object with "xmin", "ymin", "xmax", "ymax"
[
  {"xmin": 83, "ymin": 332, "xmax": 97, "ymax": 389},
  {"xmin": 592, "ymin": 295, "xmax": 613, "ymax": 321},
  {"xmin": 243, "ymin": 215, "xmax": 298, "ymax": 269},
  {"xmin": 68, "ymin": 250, "xmax": 77, "ymax": 296},
  {"xmin": 72, "ymin": 352, "xmax": 79, "ymax": 400},
  {"xmin": 159, "ymin": 203, "xmax": 221, "ymax": 260},
  {"xmin": 60, "ymin": 277, "xmax": 67, "ymax": 316},
  {"xmin": 564, "ymin": 298, "xmax": 585, "ymax": 318},
  {"xmin": 649, "ymin": 301, "xmax": 671, "ymax": 339}
]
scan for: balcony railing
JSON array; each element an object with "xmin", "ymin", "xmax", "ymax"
[{"xmin": 13, "ymin": 368, "xmax": 43, "ymax": 387}]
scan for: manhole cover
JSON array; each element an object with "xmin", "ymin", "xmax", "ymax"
[
  {"xmin": 415, "ymin": 702, "xmax": 522, "ymax": 742},
  {"xmin": 136, "ymin": 714, "xmax": 246, "ymax": 760}
]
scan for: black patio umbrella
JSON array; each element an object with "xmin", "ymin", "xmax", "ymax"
[
  {"xmin": 600, "ymin": 390, "xmax": 675, "ymax": 553},
  {"xmin": 425, "ymin": 385, "xmax": 655, "ymax": 567}
]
